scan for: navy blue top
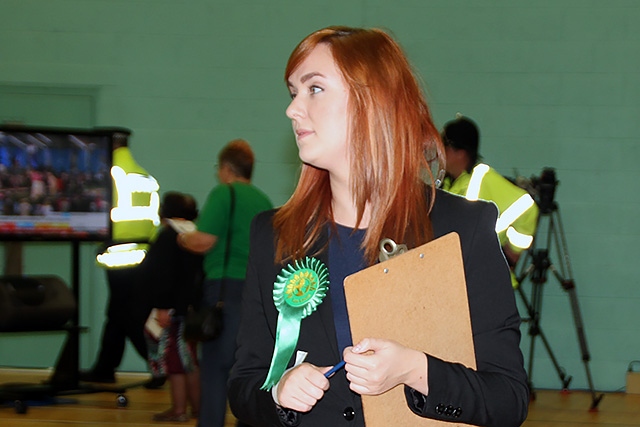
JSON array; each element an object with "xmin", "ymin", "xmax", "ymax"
[{"xmin": 328, "ymin": 224, "xmax": 367, "ymax": 354}]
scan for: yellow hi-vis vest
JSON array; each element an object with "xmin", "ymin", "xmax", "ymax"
[
  {"xmin": 443, "ymin": 163, "xmax": 539, "ymax": 253},
  {"xmin": 96, "ymin": 147, "xmax": 160, "ymax": 269}
]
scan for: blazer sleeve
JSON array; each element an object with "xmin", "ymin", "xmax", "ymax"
[
  {"xmin": 404, "ymin": 196, "xmax": 529, "ymax": 427},
  {"xmin": 228, "ymin": 210, "xmax": 290, "ymax": 427}
]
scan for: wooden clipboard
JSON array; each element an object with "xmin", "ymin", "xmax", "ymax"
[{"xmin": 344, "ymin": 232, "xmax": 476, "ymax": 427}]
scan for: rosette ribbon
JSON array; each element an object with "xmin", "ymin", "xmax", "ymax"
[{"xmin": 260, "ymin": 257, "xmax": 329, "ymax": 391}]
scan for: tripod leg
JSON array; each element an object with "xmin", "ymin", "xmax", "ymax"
[
  {"xmin": 531, "ymin": 321, "xmax": 572, "ymax": 390},
  {"xmin": 525, "ymin": 306, "xmax": 537, "ymax": 400},
  {"xmin": 519, "ymin": 283, "xmax": 539, "ymax": 398},
  {"xmin": 566, "ymin": 282, "xmax": 603, "ymax": 409},
  {"xmin": 550, "ymin": 272, "xmax": 604, "ymax": 410},
  {"xmin": 516, "ymin": 284, "xmax": 573, "ymax": 394},
  {"xmin": 517, "ymin": 195, "xmax": 602, "ymax": 410}
]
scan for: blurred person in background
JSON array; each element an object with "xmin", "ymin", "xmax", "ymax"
[{"xmin": 179, "ymin": 139, "xmax": 272, "ymax": 427}]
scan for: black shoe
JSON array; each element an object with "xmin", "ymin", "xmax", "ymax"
[
  {"xmin": 144, "ymin": 376, "xmax": 167, "ymax": 389},
  {"xmin": 79, "ymin": 370, "xmax": 116, "ymax": 383}
]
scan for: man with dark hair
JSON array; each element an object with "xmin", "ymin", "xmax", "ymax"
[
  {"xmin": 441, "ymin": 115, "xmax": 539, "ymax": 284},
  {"xmin": 179, "ymin": 138, "xmax": 272, "ymax": 427}
]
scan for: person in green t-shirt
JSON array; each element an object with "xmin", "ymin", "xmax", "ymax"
[{"xmin": 179, "ymin": 139, "xmax": 272, "ymax": 427}]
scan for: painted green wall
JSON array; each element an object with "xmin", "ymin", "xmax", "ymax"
[{"xmin": 0, "ymin": 0, "xmax": 638, "ymax": 393}]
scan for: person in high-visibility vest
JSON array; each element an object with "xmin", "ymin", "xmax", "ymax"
[
  {"xmin": 82, "ymin": 130, "xmax": 164, "ymax": 388},
  {"xmin": 441, "ymin": 116, "xmax": 539, "ymax": 287},
  {"xmin": 96, "ymin": 131, "xmax": 160, "ymax": 269}
]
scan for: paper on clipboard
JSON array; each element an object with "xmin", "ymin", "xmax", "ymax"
[
  {"xmin": 344, "ymin": 232, "xmax": 476, "ymax": 427},
  {"xmin": 166, "ymin": 218, "xmax": 197, "ymax": 234},
  {"xmin": 145, "ymin": 308, "xmax": 164, "ymax": 340}
]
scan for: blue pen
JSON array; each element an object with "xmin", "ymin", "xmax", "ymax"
[{"xmin": 324, "ymin": 360, "xmax": 346, "ymax": 378}]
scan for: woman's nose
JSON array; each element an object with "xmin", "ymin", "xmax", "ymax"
[{"xmin": 286, "ymin": 97, "xmax": 303, "ymax": 119}]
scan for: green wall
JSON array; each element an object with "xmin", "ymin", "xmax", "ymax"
[{"xmin": 0, "ymin": 0, "xmax": 638, "ymax": 393}]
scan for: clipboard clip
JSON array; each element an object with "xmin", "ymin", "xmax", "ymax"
[{"xmin": 378, "ymin": 238, "xmax": 408, "ymax": 262}]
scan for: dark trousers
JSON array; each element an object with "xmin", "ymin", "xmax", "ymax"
[
  {"xmin": 198, "ymin": 278, "xmax": 249, "ymax": 427},
  {"xmin": 90, "ymin": 267, "xmax": 149, "ymax": 375}
]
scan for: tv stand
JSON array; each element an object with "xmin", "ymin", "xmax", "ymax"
[{"xmin": 0, "ymin": 241, "xmax": 136, "ymax": 414}]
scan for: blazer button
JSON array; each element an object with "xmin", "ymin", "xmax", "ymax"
[
  {"xmin": 445, "ymin": 405, "xmax": 454, "ymax": 416},
  {"xmin": 343, "ymin": 407, "xmax": 355, "ymax": 421},
  {"xmin": 454, "ymin": 407, "xmax": 462, "ymax": 417},
  {"xmin": 435, "ymin": 403, "xmax": 445, "ymax": 415}
]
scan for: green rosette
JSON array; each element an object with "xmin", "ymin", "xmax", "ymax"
[{"xmin": 260, "ymin": 257, "xmax": 329, "ymax": 391}]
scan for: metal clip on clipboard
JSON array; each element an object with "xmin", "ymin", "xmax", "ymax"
[{"xmin": 378, "ymin": 238, "xmax": 408, "ymax": 262}]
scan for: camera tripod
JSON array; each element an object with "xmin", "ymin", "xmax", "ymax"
[{"xmin": 515, "ymin": 201, "xmax": 603, "ymax": 410}]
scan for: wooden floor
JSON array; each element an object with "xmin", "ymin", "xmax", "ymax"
[{"xmin": 1, "ymin": 369, "xmax": 639, "ymax": 426}]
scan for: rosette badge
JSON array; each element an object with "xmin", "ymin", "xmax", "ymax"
[{"xmin": 261, "ymin": 257, "xmax": 329, "ymax": 390}]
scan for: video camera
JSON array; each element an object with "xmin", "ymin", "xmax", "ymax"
[{"xmin": 529, "ymin": 167, "xmax": 558, "ymax": 214}]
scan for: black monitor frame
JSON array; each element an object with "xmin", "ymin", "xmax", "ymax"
[{"xmin": 0, "ymin": 125, "xmax": 126, "ymax": 242}]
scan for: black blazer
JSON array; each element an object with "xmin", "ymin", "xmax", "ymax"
[{"xmin": 228, "ymin": 190, "xmax": 529, "ymax": 427}]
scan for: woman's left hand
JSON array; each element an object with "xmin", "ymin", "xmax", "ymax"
[{"xmin": 343, "ymin": 338, "xmax": 428, "ymax": 396}]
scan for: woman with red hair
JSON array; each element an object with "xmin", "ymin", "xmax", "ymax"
[{"xmin": 228, "ymin": 26, "xmax": 528, "ymax": 427}]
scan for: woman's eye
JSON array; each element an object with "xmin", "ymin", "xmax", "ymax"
[
  {"xmin": 289, "ymin": 92, "xmax": 297, "ymax": 100},
  {"xmin": 310, "ymin": 86, "xmax": 323, "ymax": 95}
]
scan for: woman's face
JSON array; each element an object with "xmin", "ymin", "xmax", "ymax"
[{"xmin": 286, "ymin": 43, "xmax": 350, "ymax": 175}]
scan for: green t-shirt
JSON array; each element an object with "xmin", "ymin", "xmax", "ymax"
[{"xmin": 196, "ymin": 182, "xmax": 273, "ymax": 280}]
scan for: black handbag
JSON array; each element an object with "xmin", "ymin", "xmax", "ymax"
[
  {"xmin": 184, "ymin": 301, "xmax": 224, "ymax": 342},
  {"xmin": 184, "ymin": 185, "xmax": 235, "ymax": 342}
]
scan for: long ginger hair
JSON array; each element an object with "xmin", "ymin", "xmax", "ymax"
[{"xmin": 274, "ymin": 26, "xmax": 444, "ymax": 265}]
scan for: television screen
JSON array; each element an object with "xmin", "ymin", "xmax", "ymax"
[{"xmin": 0, "ymin": 126, "xmax": 116, "ymax": 241}]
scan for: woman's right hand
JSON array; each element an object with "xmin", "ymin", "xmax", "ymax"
[{"xmin": 276, "ymin": 363, "xmax": 331, "ymax": 412}]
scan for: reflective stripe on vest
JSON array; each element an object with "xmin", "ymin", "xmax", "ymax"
[
  {"xmin": 506, "ymin": 226, "xmax": 534, "ymax": 249},
  {"xmin": 96, "ymin": 243, "xmax": 149, "ymax": 268},
  {"xmin": 110, "ymin": 166, "xmax": 160, "ymax": 225},
  {"xmin": 466, "ymin": 164, "xmax": 490, "ymax": 201},
  {"xmin": 96, "ymin": 165, "xmax": 160, "ymax": 269},
  {"xmin": 465, "ymin": 164, "xmax": 535, "ymax": 249},
  {"xmin": 495, "ymin": 193, "xmax": 535, "ymax": 233}
]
